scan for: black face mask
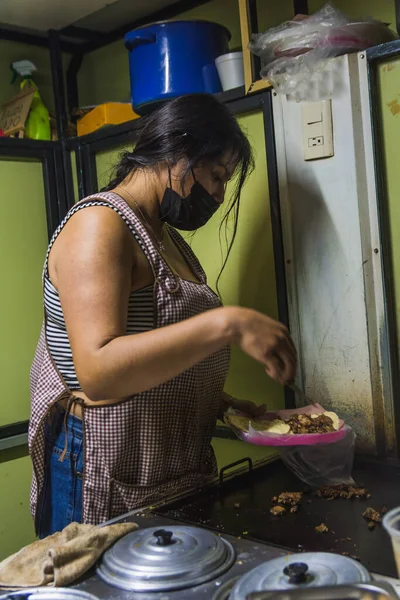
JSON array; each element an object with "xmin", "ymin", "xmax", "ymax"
[{"xmin": 159, "ymin": 173, "xmax": 220, "ymax": 231}]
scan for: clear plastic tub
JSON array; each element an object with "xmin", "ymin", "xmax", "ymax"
[{"xmin": 383, "ymin": 507, "xmax": 400, "ymax": 576}]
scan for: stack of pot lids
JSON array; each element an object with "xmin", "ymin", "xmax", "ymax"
[
  {"xmin": 97, "ymin": 525, "xmax": 236, "ymax": 592},
  {"xmin": 229, "ymin": 552, "xmax": 371, "ymax": 600}
]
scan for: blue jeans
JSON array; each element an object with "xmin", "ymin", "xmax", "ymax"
[{"xmin": 37, "ymin": 407, "xmax": 83, "ymax": 538}]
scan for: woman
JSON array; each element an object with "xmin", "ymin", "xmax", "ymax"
[{"xmin": 30, "ymin": 94, "xmax": 296, "ymax": 538}]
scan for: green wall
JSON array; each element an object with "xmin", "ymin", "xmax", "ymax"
[
  {"xmin": 308, "ymin": 0, "xmax": 395, "ymax": 24},
  {"xmin": 0, "ymin": 448, "xmax": 35, "ymax": 561},
  {"xmin": 0, "ymin": 160, "xmax": 48, "ymax": 426},
  {"xmin": 0, "ymin": 160, "xmax": 49, "ymax": 559}
]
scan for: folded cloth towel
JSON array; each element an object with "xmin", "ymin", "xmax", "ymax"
[{"xmin": 0, "ymin": 521, "xmax": 138, "ymax": 588}]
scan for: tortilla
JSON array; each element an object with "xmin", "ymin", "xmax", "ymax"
[
  {"xmin": 226, "ymin": 414, "xmax": 251, "ymax": 432},
  {"xmin": 252, "ymin": 419, "xmax": 290, "ymax": 434},
  {"xmin": 310, "ymin": 411, "xmax": 340, "ymax": 430},
  {"xmin": 226, "ymin": 415, "xmax": 290, "ymax": 434}
]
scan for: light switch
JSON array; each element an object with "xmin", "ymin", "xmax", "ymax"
[
  {"xmin": 301, "ymin": 100, "xmax": 334, "ymax": 161},
  {"xmin": 303, "ymin": 104, "xmax": 323, "ymax": 125}
]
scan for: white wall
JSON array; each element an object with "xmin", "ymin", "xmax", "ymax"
[{"xmin": 273, "ymin": 53, "xmax": 393, "ymax": 455}]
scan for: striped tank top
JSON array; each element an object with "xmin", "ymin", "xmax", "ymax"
[{"xmin": 44, "ymin": 200, "xmax": 154, "ymax": 390}]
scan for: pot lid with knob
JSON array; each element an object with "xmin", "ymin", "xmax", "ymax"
[
  {"xmin": 96, "ymin": 524, "xmax": 236, "ymax": 592},
  {"xmin": 229, "ymin": 552, "xmax": 371, "ymax": 600}
]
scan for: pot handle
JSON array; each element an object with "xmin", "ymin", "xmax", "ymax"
[{"xmin": 125, "ymin": 32, "xmax": 156, "ymax": 50}]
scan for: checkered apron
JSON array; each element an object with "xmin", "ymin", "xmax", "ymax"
[{"xmin": 29, "ymin": 192, "xmax": 230, "ymax": 526}]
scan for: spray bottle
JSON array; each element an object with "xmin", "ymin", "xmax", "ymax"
[{"xmin": 11, "ymin": 60, "xmax": 51, "ymax": 141}]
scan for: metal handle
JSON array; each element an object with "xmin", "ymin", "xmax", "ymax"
[
  {"xmin": 153, "ymin": 529, "xmax": 174, "ymax": 546},
  {"xmin": 125, "ymin": 32, "xmax": 156, "ymax": 51},
  {"xmin": 284, "ymin": 562, "xmax": 309, "ymax": 584},
  {"xmin": 219, "ymin": 456, "xmax": 253, "ymax": 485}
]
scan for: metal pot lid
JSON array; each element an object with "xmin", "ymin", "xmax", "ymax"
[
  {"xmin": 230, "ymin": 553, "xmax": 370, "ymax": 600},
  {"xmin": 0, "ymin": 589, "xmax": 98, "ymax": 600},
  {"xmin": 97, "ymin": 525, "xmax": 236, "ymax": 592}
]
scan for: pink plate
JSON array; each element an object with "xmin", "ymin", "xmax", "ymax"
[{"xmin": 224, "ymin": 404, "xmax": 348, "ymax": 446}]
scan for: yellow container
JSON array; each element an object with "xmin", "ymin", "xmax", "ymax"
[{"xmin": 77, "ymin": 102, "xmax": 140, "ymax": 136}]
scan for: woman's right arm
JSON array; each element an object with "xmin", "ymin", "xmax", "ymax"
[{"xmin": 51, "ymin": 208, "xmax": 296, "ymax": 401}]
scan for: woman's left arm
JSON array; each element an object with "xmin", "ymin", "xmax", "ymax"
[{"xmin": 218, "ymin": 392, "xmax": 267, "ymax": 421}]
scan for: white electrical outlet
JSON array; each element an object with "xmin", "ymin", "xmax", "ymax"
[{"xmin": 302, "ymin": 100, "xmax": 334, "ymax": 160}]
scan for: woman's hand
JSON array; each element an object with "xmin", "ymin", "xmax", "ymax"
[
  {"xmin": 226, "ymin": 307, "xmax": 297, "ymax": 385},
  {"xmin": 220, "ymin": 393, "xmax": 267, "ymax": 420},
  {"xmin": 231, "ymin": 398, "xmax": 267, "ymax": 418}
]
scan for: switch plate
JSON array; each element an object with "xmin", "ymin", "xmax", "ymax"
[{"xmin": 302, "ymin": 100, "xmax": 334, "ymax": 160}]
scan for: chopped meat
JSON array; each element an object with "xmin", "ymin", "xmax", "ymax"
[
  {"xmin": 315, "ymin": 484, "xmax": 370, "ymax": 500},
  {"xmin": 270, "ymin": 505, "xmax": 286, "ymax": 516},
  {"xmin": 290, "ymin": 505, "xmax": 299, "ymax": 514},
  {"xmin": 315, "ymin": 523, "xmax": 329, "ymax": 533},
  {"xmin": 362, "ymin": 507, "xmax": 381, "ymax": 523},
  {"xmin": 284, "ymin": 413, "xmax": 335, "ymax": 434},
  {"xmin": 274, "ymin": 491, "xmax": 303, "ymax": 506},
  {"xmin": 368, "ymin": 521, "xmax": 376, "ymax": 530}
]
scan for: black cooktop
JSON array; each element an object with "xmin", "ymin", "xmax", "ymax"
[{"xmin": 153, "ymin": 458, "xmax": 400, "ymax": 578}]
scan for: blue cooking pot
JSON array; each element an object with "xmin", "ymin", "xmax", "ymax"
[{"xmin": 125, "ymin": 20, "xmax": 231, "ymax": 115}]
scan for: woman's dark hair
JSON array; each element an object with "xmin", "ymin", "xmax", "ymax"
[{"xmin": 102, "ymin": 94, "xmax": 254, "ymax": 293}]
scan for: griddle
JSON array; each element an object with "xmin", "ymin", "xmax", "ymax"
[{"xmin": 153, "ymin": 457, "xmax": 400, "ymax": 578}]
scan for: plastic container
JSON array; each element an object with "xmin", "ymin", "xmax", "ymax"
[
  {"xmin": 77, "ymin": 103, "xmax": 139, "ymax": 136},
  {"xmin": 215, "ymin": 51, "xmax": 245, "ymax": 91},
  {"xmin": 249, "ymin": 3, "xmax": 397, "ymax": 100},
  {"xmin": 124, "ymin": 21, "xmax": 230, "ymax": 115},
  {"xmin": 383, "ymin": 507, "xmax": 400, "ymax": 576}
]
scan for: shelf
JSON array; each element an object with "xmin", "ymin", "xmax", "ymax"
[
  {"xmin": 0, "ymin": 137, "xmax": 58, "ymax": 159},
  {"xmin": 0, "ymin": 420, "xmax": 29, "ymax": 450},
  {"xmin": 367, "ymin": 37, "xmax": 400, "ymax": 61},
  {"xmin": 67, "ymin": 86, "xmax": 266, "ymax": 153},
  {"xmin": 70, "ymin": 86, "xmax": 248, "ymax": 147},
  {"xmin": 0, "ymin": 87, "xmax": 268, "ymax": 165}
]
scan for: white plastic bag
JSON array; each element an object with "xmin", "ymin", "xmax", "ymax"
[
  {"xmin": 279, "ymin": 425, "xmax": 356, "ymax": 487},
  {"xmin": 249, "ymin": 3, "xmax": 397, "ymax": 99}
]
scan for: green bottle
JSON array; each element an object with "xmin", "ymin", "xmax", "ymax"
[{"xmin": 11, "ymin": 60, "xmax": 51, "ymax": 141}]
